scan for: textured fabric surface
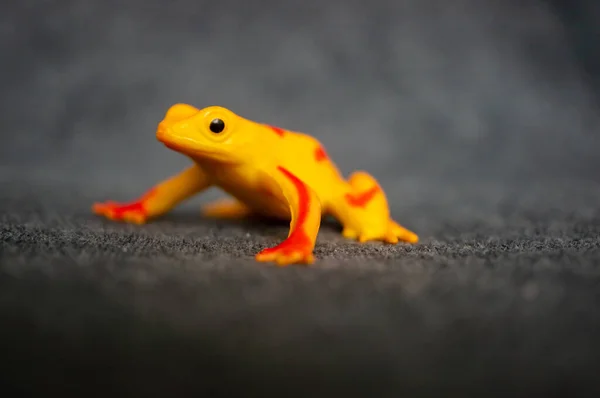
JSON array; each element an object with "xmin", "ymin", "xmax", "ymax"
[
  {"xmin": 2, "ymin": 181, "xmax": 600, "ymax": 396},
  {"xmin": 2, "ymin": 0, "xmax": 600, "ymax": 396}
]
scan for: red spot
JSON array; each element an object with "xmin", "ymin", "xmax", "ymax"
[
  {"xmin": 258, "ymin": 166, "xmax": 311, "ymax": 255},
  {"xmin": 314, "ymin": 146, "xmax": 328, "ymax": 162},
  {"xmin": 109, "ymin": 188, "xmax": 156, "ymax": 219},
  {"xmin": 345, "ymin": 185, "xmax": 379, "ymax": 208},
  {"xmin": 111, "ymin": 202, "xmax": 145, "ymax": 219},
  {"xmin": 267, "ymin": 125, "xmax": 285, "ymax": 137}
]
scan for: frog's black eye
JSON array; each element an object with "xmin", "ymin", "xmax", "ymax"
[{"xmin": 209, "ymin": 118, "xmax": 225, "ymax": 133}]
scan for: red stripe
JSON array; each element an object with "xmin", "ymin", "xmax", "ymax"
[
  {"xmin": 345, "ymin": 186, "xmax": 379, "ymax": 208},
  {"xmin": 259, "ymin": 166, "xmax": 311, "ymax": 254}
]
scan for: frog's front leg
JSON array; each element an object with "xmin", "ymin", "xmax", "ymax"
[
  {"xmin": 93, "ymin": 163, "xmax": 212, "ymax": 224},
  {"xmin": 329, "ymin": 171, "xmax": 418, "ymax": 244},
  {"xmin": 255, "ymin": 166, "xmax": 322, "ymax": 266}
]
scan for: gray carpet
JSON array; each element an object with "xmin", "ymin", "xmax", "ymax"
[
  {"xmin": 2, "ymin": 0, "xmax": 600, "ymax": 396},
  {"xmin": 2, "ymin": 180, "xmax": 600, "ymax": 396}
]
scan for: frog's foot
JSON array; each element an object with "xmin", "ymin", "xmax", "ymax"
[
  {"xmin": 389, "ymin": 220, "xmax": 419, "ymax": 243},
  {"xmin": 92, "ymin": 188, "xmax": 159, "ymax": 224},
  {"xmin": 92, "ymin": 199, "xmax": 149, "ymax": 224},
  {"xmin": 201, "ymin": 198, "xmax": 253, "ymax": 219},
  {"xmin": 333, "ymin": 170, "xmax": 419, "ymax": 245},
  {"xmin": 255, "ymin": 240, "xmax": 315, "ymax": 266},
  {"xmin": 342, "ymin": 219, "xmax": 418, "ymax": 244}
]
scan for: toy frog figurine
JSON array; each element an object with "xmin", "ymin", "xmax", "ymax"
[{"xmin": 92, "ymin": 104, "xmax": 418, "ymax": 265}]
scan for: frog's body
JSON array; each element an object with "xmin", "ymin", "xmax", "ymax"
[{"xmin": 93, "ymin": 104, "xmax": 418, "ymax": 265}]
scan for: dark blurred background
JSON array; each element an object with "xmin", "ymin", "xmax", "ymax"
[
  {"xmin": 2, "ymin": 0, "xmax": 600, "ymax": 396},
  {"xmin": 1, "ymin": 0, "xmax": 599, "ymax": 196}
]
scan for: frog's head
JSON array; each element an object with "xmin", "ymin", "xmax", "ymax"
[{"xmin": 156, "ymin": 104, "xmax": 263, "ymax": 165}]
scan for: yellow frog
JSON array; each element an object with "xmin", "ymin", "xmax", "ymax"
[{"xmin": 92, "ymin": 104, "xmax": 418, "ymax": 265}]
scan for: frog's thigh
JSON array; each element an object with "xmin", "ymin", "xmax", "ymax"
[{"xmin": 329, "ymin": 171, "xmax": 418, "ymax": 244}]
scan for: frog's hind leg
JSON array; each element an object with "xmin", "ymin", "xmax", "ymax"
[
  {"xmin": 328, "ymin": 171, "xmax": 418, "ymax": 244},
  {"xmin": 201, "ymin": 197, "xmax": 254, "ymax": 219}
]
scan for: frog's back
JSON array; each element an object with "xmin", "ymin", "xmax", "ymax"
[{"xmin": 268, "ymin": 127, "xmax": 347, "ymax": 202}]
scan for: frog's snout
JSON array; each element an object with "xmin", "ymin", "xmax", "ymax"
[
  {"xmin": 156, "ymin": 121, "xmax": 182, "ymax": 144},
  {"xmin": 156, "ymin": 122, "xmax": 168, "ymax": 142},
  {"xmin": 155, "ymin": 120, "xmax": 200, "ymax": 155}
]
